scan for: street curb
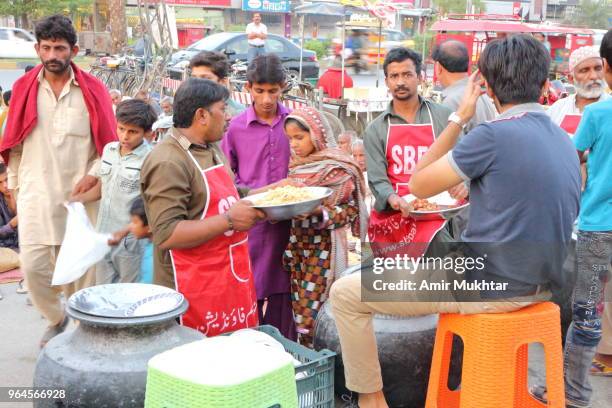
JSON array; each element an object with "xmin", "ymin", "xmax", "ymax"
[
  {"xmin": 0, "ymin": 61, "xmax": 35, "ymax": 70},
  {"xmin": 0, "ymin": 59, "xmax": 93, "ymax": 70}
]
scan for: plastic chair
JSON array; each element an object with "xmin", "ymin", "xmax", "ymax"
[{"xmin": 425, "ymin": 302, "xmax": 565, "ymax": 408}]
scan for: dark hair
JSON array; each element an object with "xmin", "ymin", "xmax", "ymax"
[
  {"xmin": 35, "ymin": 15, "xmax": 77, "ymax": 47},
  {"xmin": 130, "ymin": 197, "xmax": 148, "ymax": 226},
  {"xmin": 116, "ymin": 99, "xmax": 158, "ymax": 132},
  {"xmin": 478, "ymin": 34, "xmax": 550, "ymax": 105},
  {"xmin": 189, "ymin": 51, "xmax": 230, "ymax": 80},
  {"xmin": 432, "ymin": 40, "xmax": 469, "ymax": 73},
  {"xmin": 383, "ymin": 47, "xmax": 422, "ymax": 77},
  {"xmin": 173, "ymin": 78, "xmax": 229, "ymax": 128},
  {"xmin": 247, "ymin": 54, "xmax": 285, "ymax": 85},
  {"xmin": 601, "ymin": 29, "xmax": 612, "ymax": 67},
  {"xmin": 284, "ymin": 118, "xmax": 309, "ymax": 132},
  {"xmin": 0, "ymin": 162, "xmax": 6, "ymax": 174},
  {"xmin": 24, "ymin": 65, "xmax": 36, "ymax": 73},
  {"xmin": 3, "ymin": 90, "xmax": 11, "ymax": 106}
]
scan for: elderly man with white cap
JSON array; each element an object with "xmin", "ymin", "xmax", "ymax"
[{"xmin": 547, "ymin": 46, "xmax": 609, "ymax": 136}]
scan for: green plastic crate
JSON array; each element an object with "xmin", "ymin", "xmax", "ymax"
[
  {"xmin": 144, "ymin": 342, "xmax": 298, "ymax": 408},
  {"xmin": 245, "ymin": 326, "xmax": 336, "ymax": 408}
]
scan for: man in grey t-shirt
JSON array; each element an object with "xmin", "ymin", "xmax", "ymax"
[
  {"xmin": 433, "ymin": 40, "xmax": 497, "ymax": 132},
  {"xmin": 329, "ymin": 35, "xmax": 581, "ymax": 408}
]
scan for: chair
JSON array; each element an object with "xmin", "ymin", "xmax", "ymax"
[{"xmin": 425, "ymin": 302, "xmax": 565, "ymax": 408}]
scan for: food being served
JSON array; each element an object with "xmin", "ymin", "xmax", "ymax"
[
  {"xmin": 410, "ymin": 198, "xmax": 441, "ymax": 211},
  {"xmin": 252, "ymin": 185, "xmax": 317, "ymax": 206}
]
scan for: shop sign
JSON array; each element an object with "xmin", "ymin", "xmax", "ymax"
[
  {"xmin": 164, "ymin": 0, "xmax": 232, "ymax": 6},
  {"xmin": 242, "ymin": 0, "xmax": 291, "ymax": 13}
]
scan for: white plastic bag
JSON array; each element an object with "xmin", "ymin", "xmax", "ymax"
[{"xmin": 52, "ymin": 202, "xmax": 111, "ymax": 286}]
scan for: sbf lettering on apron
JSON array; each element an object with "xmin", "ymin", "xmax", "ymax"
[{"xmin": 390, "ymin": 145, "xmax": 429, "ymax": 176}]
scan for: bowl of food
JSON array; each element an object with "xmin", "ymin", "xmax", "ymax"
[
  {"xmin": 248, "ymin": 185, "xmax": 333, "ymax": 221},
  {"xmin": 402, "ymin": 191, "xmax": 469, "ymax": 221}
]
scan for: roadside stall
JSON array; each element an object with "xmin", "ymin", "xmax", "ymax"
[
  {"xmin": 294, "ymin": 1, "xmax": 399, "ymax": 135},
  {"xmin": 430, "ymin": 15, "xmax": 595, "ymax": 79}
]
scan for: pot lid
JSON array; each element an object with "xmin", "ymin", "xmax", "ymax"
[{"xmin": 68, "ymin": 283, "xmax": 185, "ymax": 319}]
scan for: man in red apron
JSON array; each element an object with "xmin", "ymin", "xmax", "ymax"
[
  {"xmin": 363, "ymin": 47, "xmax": 458, "ymax": 257},
  {"xmin": 141, "ymin": 78, "xmax": 270, "ymax": 337},
  {"xmin": 547, "ymin": 46, "xmax": 609, "ymax": 138}
]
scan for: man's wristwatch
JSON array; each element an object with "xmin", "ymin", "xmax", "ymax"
[
  {"xmin": 223, "ymin": 212, "xmax": 234, "ymax": 231},
  {"xmin": 448, "ymin": 112, "xmax": 466, "ymax": 129}
]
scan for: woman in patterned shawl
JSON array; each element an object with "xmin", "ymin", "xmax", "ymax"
[{"xmin": 282, "ymin": 106, "xmax": 368, "ymax": 347}]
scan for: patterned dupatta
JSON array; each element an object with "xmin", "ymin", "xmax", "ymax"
[{"xmin": 285, "ymin": 107, "xmax": 368, "ymax": 242}]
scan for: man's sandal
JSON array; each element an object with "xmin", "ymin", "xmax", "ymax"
[
  {"xmin": 16, "ymin": 279, "xmax": 28, "ymax": 294},
  {"xmin": 530, "ymin": 385, "xmax": 591, "ymax": 408},
  {"xmin": 39, "ymin": 315, "xmax": 69, "ymax": 349},
  {"xmin": 590, "ymin": 358, "xmax": 612, "ymax": 377}
]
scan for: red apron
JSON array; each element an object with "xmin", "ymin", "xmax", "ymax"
[
  {"xmin": 559, "ymin": 114, "xmax": 582, "ymax": 136},
  {"xmin": 368, "ymin": 106, "xmax": 447, "ymax": 257},
  {"xmin": 170, "ymin": 150, "xmax": 258, "ymax": 337}
]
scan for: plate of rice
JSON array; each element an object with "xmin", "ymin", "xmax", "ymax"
[{"xmin": 248, "ymin": 186, "xmax": 333, "ymax": 221}]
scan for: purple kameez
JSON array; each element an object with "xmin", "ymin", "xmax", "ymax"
[{"xmin": 222, "ymin": 103, "xmax": 296, "ymax": 339}]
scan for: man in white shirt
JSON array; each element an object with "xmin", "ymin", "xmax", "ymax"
[
  {"xmin": 246, "ymin": 13, "xmax": 267, "ymax": 63},
  {"xmin": 547, "ymin": 46, "xmax": 609, "ymax": 137}
]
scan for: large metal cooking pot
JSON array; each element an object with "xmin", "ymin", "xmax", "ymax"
[
  {"xmin": 314, "ymin": 264, "xmax": 462, "ymax": 408},
  {"xmin": 33, "ymin": 284, "xmax": 204, "ymax": 407}
]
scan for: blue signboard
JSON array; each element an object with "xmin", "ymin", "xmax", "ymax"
[{"xmin": 242, "ymin": 0, "xmax": 291, "ymax": 13}]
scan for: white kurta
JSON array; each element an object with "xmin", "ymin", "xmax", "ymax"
[
  {"xmin": 547, "ymin": 93, "xmax": 610, "ymax": 126},
  {"xmin": 8, "ymin": 68, "xmax": 99, "ymax": 245}
]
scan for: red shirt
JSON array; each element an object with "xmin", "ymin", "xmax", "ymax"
[{"xmin": 317, "ymin": 67, "xmax": 353, "ymax": 99}]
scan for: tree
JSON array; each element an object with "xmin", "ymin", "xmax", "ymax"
[
  {"xmin": 0, "ymin": 0, "xmax": 93, "ymax": 30},
  {"xmin": 434, "ymin": 0, "xmax": 484, "ymax": 16},
  {"xmin": 108, "ymin": 0, "xmax": 127, "ymax": 53},
  {"xmin": 567, "ymin": 0, "xmax": 611, "ymax": 30}
]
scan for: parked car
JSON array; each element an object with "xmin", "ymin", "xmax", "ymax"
[
  {"xmin": 168, "ymin": 32, "xmax": 319, "ymax": 81},
  {"xmin": 0, "ymin": 27, "xmax": 37, "ymax": 59}
]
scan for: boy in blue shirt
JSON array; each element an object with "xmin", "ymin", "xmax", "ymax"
[
  {"xmin": 560, "ymin": 29, "xmax": 612, "ymax": 408},
  {"xmin": 72, "ymin": 99, "xmax": 157, "ymax": 284},
  {"xmin": 128, "ymin": 197, "xmax": 153, "ymax": 284}
]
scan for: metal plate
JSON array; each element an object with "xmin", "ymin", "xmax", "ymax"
[
  {"xmin": 69, "ymin": 283, "xmax": 185, "ymax": 318},
  {"xmin": 249, "ymin": 187, "xmax": 333, "ymax": 221},
  {"xmin": 403, "ymin": 192, "xmax": 470, "ymax": 221}
]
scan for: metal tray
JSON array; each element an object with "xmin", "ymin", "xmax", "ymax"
[
  {"xmin": 68, "ymin": 283, "xmax": 185, "ymax": 318},
  {"xmin": 403, "ymin": 192, "xmax": 469, "ymax": 221},
  {"xmin": 409, "ymin": 202, "xmax": 470, "ymax": 221},
  {"xmin": 248, "ymin": 186, "xmax": 333, "ymax": 221}
]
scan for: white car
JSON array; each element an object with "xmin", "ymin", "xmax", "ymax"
[{"xmin": 0, "ymin": 27, "xmax": 37, "ymax": 58}]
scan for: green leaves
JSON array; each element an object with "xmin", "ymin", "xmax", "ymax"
[
  {"xmin": 0, "ymin": 0, "xmax": 94, "ymax": 29},
  {"xmin": 567, "ymin": 0, "xmax": 611, "ymax": 30}
]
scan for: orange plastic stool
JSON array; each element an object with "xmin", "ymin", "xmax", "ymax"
[{"xmin": 425, "ymin": 302, "xmax": 565, "ymax": 408}]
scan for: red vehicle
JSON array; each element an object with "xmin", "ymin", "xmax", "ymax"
[{"xmin": 429, "ymin": 14, "xmax": 594, "ymax": 79}]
